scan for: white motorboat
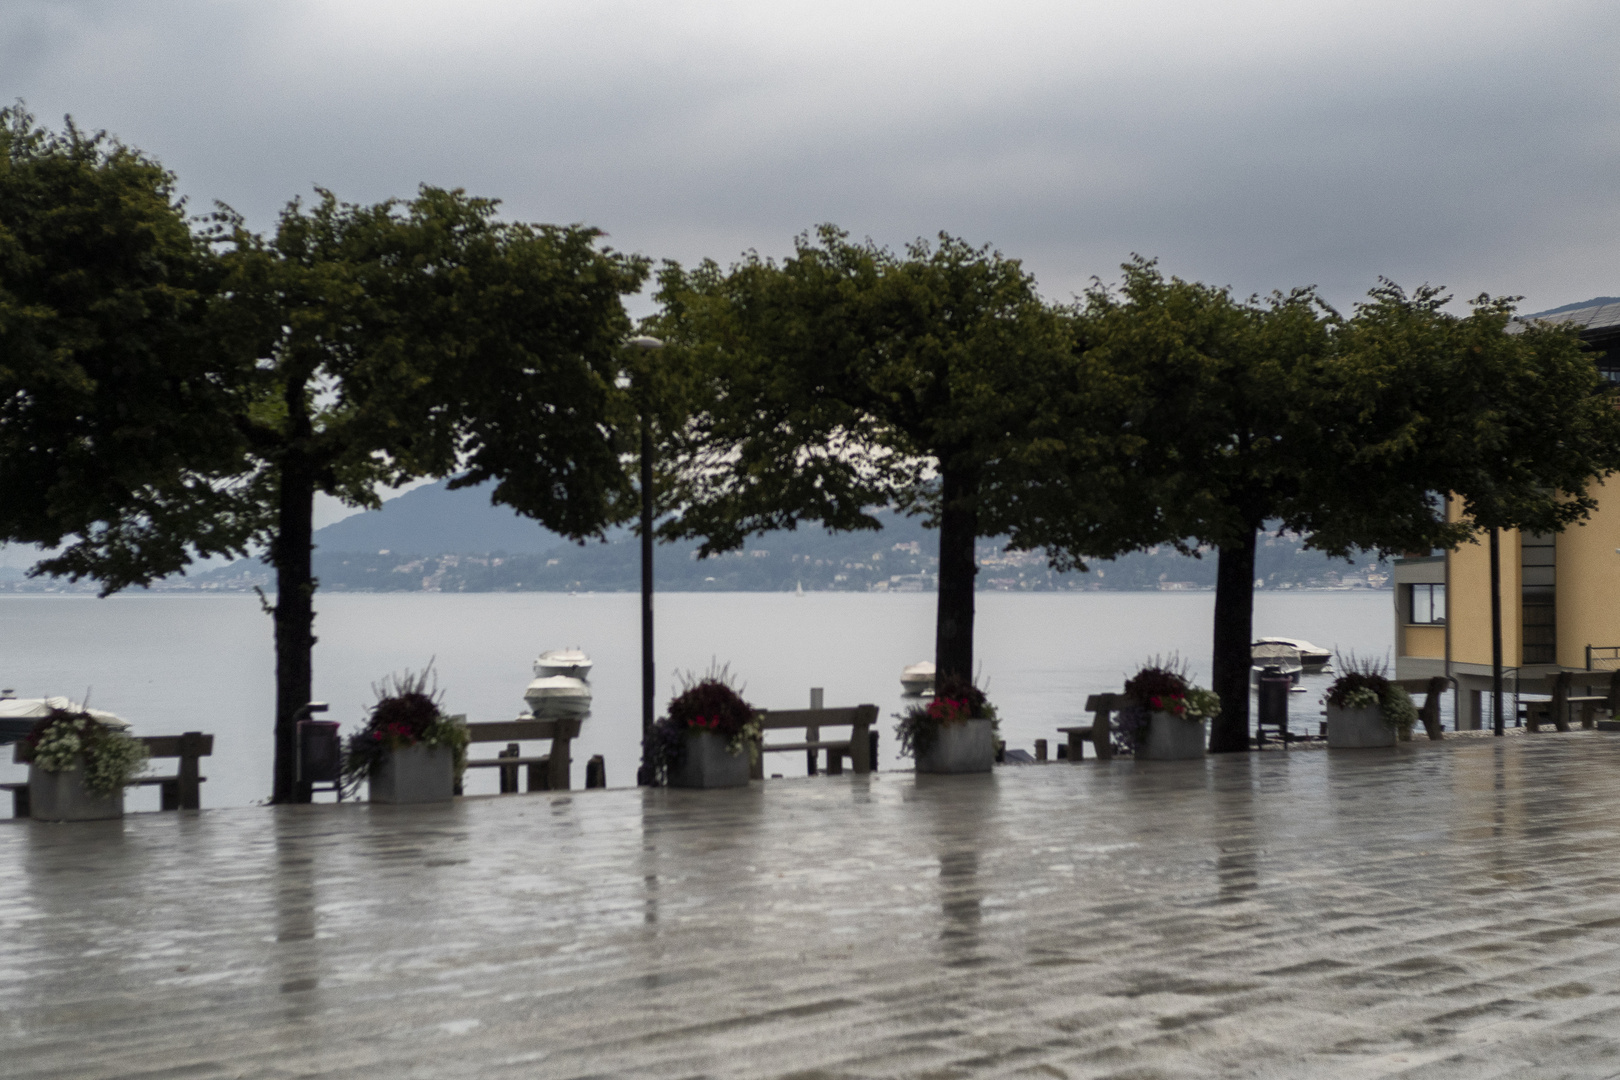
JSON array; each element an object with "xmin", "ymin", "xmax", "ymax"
[
  {"xmin": 0, "ymin": 692, "xmax": 131, "ymax": 744},
  {"xmin": 1253, "ymin": 637, "xmax": 1333, "ymax": 673},
  {"xmin": 1251, "ymin": 643, "xmax": 1303, "ymax": 684},
  {"xmin": 900, "ymin": 661, "xmax": 935, "ymax": 697},
  {"xmin": 523, "ymin": 675, "xmax": 593, "ymax": 720},
  {"xmin": 533, "ymin": 647, "xmax": 593, "ymax": 680}
]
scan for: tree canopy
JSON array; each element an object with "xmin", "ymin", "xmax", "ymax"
[
  {"xmin": 1017, "ymin": 260, "xmax": 1620, "ymax": 750},
  {"xmin": 221, "ymin": 186, "xmax": 647, "ymax": 800},
  {"xmin": 0, "ymin": 107, "xmax": 252, "ymax": 590},
  {"xmin": 651, "ymin": 226, "xmax": 1078, "ymax": 683}
]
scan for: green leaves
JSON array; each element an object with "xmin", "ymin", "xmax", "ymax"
[
  {"xmin": 0, "ymin": 106, "xmax": 256, "ymax": 591},
  {"xmin": 649, "ymin": 226, "xmax": 1074, "ymax": 552}
]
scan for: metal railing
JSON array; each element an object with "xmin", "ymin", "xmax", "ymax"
[{"xmin": 1587, "ymin": 645, "xmax": 1620, "ymax": 671}]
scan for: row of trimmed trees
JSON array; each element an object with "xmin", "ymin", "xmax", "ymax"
[{"xmin": 6, "ymin": 110, "xmax": 1619, "ymax": 794}]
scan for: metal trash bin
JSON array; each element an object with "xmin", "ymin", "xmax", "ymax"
[
  {"xmin": 1256, "ymin": 667, "xmax": 1292, "ymax": 745},
  {"xmin": 297, "ymin": 720, "xmax": 343, "ymax": 799}
]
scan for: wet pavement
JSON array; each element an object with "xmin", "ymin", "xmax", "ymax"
[{"xmin": 4, "ymin": 732, "xmax": 1620, "ymax": 1079}]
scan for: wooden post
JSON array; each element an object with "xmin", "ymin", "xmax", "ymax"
[
  {"xmin": 177, "ymin": 731, "xmax": 204, "ymax": 809},
  {"xmin": 1068, "ymin": 729, "xmax": 1087, "ymax": 763},
  {"xmin": 1421, "ymin": 678, "xmax": 1446, "ymax": 741},
  {"xmin": 1034, "ymin": 738, "xmax": 1048, "ymax": 762},
  {"xmin": 750, "ymin": 710, "xmax": 766, "ymax": 780},
  {"xmin": 499, "ymin": 743, "xmax": 519, "ymax": 793},
  {"xmin": 527, "ymin": 756, "xmax": 551, "ymax": 792},
  {"xmin": 586, "ymin": 755, "xmax": 606, "ymax": 789},
  {"xmin": 849, "ymin": 704, "xmax": 875, "ymax": 774},
  {"xmin": 1090, "ymin": 695, "xmax": 1114, "ymax": 760},
  {"xmin": 807, "ymin": 687, "xmax": 823, "ymax": 776},
  {"xmin": 1551, "ymin": 671, "xmax": 1573, "ymax": 733},
  {"xmin": 549, "ymin": 729, "xmax": 572, "ymax": 791},
  {"xmin": 1608, "ymin": 669, "xmax": 1620, "ymax": 721}
]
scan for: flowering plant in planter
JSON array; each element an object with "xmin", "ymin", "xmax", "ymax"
[
  {"xmin": 1115, "ymin": 657, "xmax": 1219, "ymax": 752},
  {"xmin": 894, "ymin": 674, "xmax": 998, "ymax": 759},
  {"xmin": 649, "ymin": 664, "xmax": 761, "ymax": 785},
  {"xmin": 19, "ymin": 707, "xmax": 149, "ymax": 796},
  {"xmin": 341, "ymin": 666, "xmax": 470, "ymax": 797},
  {"xmin": 1324, "ymin": 653, "xmax": 1418, "ymax": 732}
]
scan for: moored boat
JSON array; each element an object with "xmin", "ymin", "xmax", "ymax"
[
  {"xmin": 0, "ymin": 692, "xmax": 131, "ymax": 745},
  {"xmin": 1253, "ymin": 637, "xmax": 1333, "ymax": 673},
  {"xmin": 900, "ymin": 661, "xmax": 935, "ymax": 697},
  {"xmin": 523, "ymin": 675, "xmax": 593, "ymax": 720},
  {"xmin": 525, "ymin": 648, "xmax": 593, "ymax": 720},
  {"xmin": 1251, "ymin": 643, "xmax": 1303, "ymax": 684},
  {"xmin": 533, "ymin": 647, "xmax": 593, "ymax": 680}
]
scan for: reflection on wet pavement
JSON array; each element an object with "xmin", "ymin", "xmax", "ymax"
[{"xmin": 4, "ymin": 732, "xmax": 1620, "ymax": 1077}]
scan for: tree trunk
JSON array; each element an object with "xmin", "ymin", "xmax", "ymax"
[
  {"xmin": 935, "ymin": 465, "xmax": 979, "ymax": 685},
  {"xmin": 270, "ymin": 452, "xmax": 316, "ymax": 803},
  {"xmin": 269, "ymin": 366, "xmax": 318, "ymax": 804},
  {"xmin": 1209, "ymin": 526, "xmax": 1257, "ymax": 753}
]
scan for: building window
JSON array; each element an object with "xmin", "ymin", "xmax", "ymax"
[
  {"xmin": 1408, "ymin": 583, "xmax": 1446, "ymax": 624},
  {"xmin": 1521, "ymin": 532, "xmax": 1556, "ymax": 665}
]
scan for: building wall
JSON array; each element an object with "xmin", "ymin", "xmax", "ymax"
[
  {"xmin": 1404, "ymin": 624, "xmax": 1445, "ymax": 659},
  {"xmin": 1446, "ymin": 500, "xmax": 1521, "ymax": 668},
  {"xmin": 1556, "ymin": 476, "xmax": 1620, "ymax": 669}
]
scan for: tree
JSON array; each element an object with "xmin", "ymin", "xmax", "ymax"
[
  {"xmin": 1020, "ymin": 260, "xmax": 1620, "ymax": 751},
  {"xmin": 221, "ymin": 187, "xmax": 647, "ymax": 801},
  {"xmin": 651, "ymin": 227, "xmax": 1075, "ymax": 684},
  {"xmin": 0, "ymin": 107, "xmax": 254, "ymax": 587},
  {"xmin": 1326, "ymin": 283, "xmax": 1620, "ymax": 733}
]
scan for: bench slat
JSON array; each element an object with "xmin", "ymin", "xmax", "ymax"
[
  {"xmin": 466, "ymin": 719, "xmax": 579, "ymax": 743},
  {"xmin": 761, "ymin": 741, "xmax": 853, "ymax": 753},
  {"xmin": 466, "ymin": 756, "xmax": 551, "ymax": 768},
  {"xmin": 756, "ymin": 706, "xmax": 876, "ymax": 731},
  {"xmin": 139, "ymin": 734, "xmax": 214, "ymax": 758}
]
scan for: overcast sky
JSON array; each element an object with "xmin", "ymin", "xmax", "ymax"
[{"xmin": 6, "ymin": 0, "xmax": 1618, "ymax": 320}]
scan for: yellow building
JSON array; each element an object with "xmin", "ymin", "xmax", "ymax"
[{"xmin": 1393, "ymin": 299, "xmax": 1620, "ymax": 727}]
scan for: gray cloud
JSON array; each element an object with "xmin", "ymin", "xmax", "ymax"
[{"xmin": 4, "ymin": 0, "xmax": 1618, "ymax": 314}]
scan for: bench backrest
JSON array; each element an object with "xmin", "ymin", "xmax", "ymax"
[
  {"xmin": 757, "ymin": 705, "xmax": 877, "ymax": 731},
  {"xmin": 1391, "ymin": 677, "xmax": 1453, "ymax": 693},
  {"xmin": 466, "ymin": 718, "xmax": 580, "ymax": 744},
  {"xmin": 14, "ymin": 731, "xmax": 212, "ymax": 764},
  {"xmin": 1084, "ymin": 693, "xmax": 1122, "ymax": 712}
]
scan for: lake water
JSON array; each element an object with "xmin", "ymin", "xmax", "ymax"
[{"xmin": 0, "ymin": 590, "xmax": 1394, "ymax": 812}]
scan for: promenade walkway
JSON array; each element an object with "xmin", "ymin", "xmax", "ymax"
[{"xmin": 4, "ymin": 732, "xmax": 1620, "ymax": 1078}]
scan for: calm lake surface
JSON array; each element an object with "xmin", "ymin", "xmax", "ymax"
[{"xmin": 0, "ymin": 590, "xmax": 1393, "ymax": 812}]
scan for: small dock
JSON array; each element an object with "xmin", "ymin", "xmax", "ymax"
[{"xmin": 4, "ymin": 732, "xmax": 1620, "ymax": 1077}]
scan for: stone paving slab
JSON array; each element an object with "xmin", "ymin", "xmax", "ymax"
[{"xmin": 5, "ymin": 732, "xmax": 1620, "ymax": 1078}]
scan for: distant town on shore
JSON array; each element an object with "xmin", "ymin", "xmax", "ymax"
[{"xmin": 0, "ymin": 479, "xmax": 1390, "ymax": 595}]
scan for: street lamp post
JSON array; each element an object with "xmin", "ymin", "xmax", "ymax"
[{"xmin": 628, "ymin": 335, "xmax": 665, "ymax": 784}]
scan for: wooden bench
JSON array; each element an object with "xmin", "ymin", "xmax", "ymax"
[
  {"xmin": 1054, "ymin": 694, "xmax": 1123, "ymax": 762},
  {"xmin": 460, "ymin": 718, "xmax": 580, "ymax": 794},
  {"xmin": 1391, "ymin": 676, "xmax": 1451, "ymax": 740},
  {"xmin": 5, "ymin": 732, "xmax": 213, "ymax": 818},
  {"xmin": 749, "ymin": 705, "xmax": 878, "ymax": 779},
  {"xmin": 1524, "ymin": 671, "xmax": 1615, "ymax": 732}
]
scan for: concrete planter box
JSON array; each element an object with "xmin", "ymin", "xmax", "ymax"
[
  {"xmin": 916, "ymin": 718, "xmax": 995, "ymax": 774},
  {"xmin": 369, "ymin": 744, "xmax": 455, "ymax": 804},
  {"xmin": 669, "ymin": 730, "xmax": 752, "ymax": 789},
  {"xmin": 1326, "ymin": 705, "xmax": 1396, "ymax": 749},
  {"xmin": 1138, "ymin": 711, "xmax": 1206, "ymax": 760},
  {"xmin": 29, "ymin": 764, "xmax": 124, "ymax": 822}
]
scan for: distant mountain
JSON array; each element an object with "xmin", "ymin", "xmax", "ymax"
[
  {"xmin": 129, "ymin": 482, "xmax": 1388, "ymax": 593},
  {"xmin": 312, "ymin": 480, "xmax": 563, "ymax": 555}
]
